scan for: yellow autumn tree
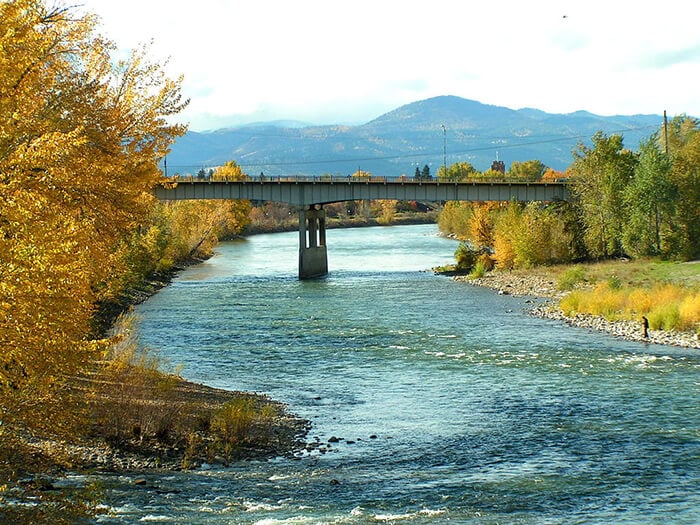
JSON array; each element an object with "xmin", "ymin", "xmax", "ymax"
[
  {"xmin": 376, "ymin": 200, "xmax": 397, "ymax": 224},
  {"xmin": 0, "ymin": 0, "xmax": 187, "ymax": 460},
  {"xmin": 164, "ymin": 160, "xmax": 252, "ymax": 257},
  {"xmin": 469, "ymin": 202, "xmax": 498, "ymax": 248}
]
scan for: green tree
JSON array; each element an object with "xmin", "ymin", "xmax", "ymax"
[
  {"xmin": 508, "ymin": 159, "xmax": 546, "ymax": 181},
  {"xmin": 516, "ymin": 203, "xmax": 575, "ymax": 266},
  {"xmin": 569, "ymin": 132, "xmax": 638, "ymax": 258},
  {"xmin": 622, "ymin": 136, "xmax": 675, "ymax": 256},
  {"xmin": 665, "ymin": 116, "xmax": 700, "ymax": 260},
  {"xmin": 440, "ymin": 161, "xmax": 478, "ymax": 180}
]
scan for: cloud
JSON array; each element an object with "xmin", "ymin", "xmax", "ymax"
[
  {"xmin": 79, "ymin": 0, "xmax": 700, "ymax": 129},
  {"xmin": 638, "ymin": 45, "xmax": 700, "ymax": 69}
]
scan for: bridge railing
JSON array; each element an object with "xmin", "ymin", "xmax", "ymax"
[{"xmin": 161, "ymin": 173, "xmax": 568, "ymax": 185}]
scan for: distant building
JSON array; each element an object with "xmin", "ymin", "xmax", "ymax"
[{"xmin": 490, "ymin": 159, "xmax": 505, "ymax": 173}]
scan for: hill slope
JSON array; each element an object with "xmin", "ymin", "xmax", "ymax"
[{"xmin": 164, "ymin": 96, "xmax": 663, "ymax": 177}]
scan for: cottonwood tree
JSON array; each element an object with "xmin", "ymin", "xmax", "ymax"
[
  {"xmin": 569, "ymin": 132, "xmax": 637, "ymax": 258},
  {"xmin": 622, "ymin": 136, "xmax": 675, "ymax": 256},
  {"xmin": 0, "ymin": 0, "xmax": 187, "ymax": 449},
  {"xmin": 665, "ymin": 116, "xmax": 700, "ymax": 260},
  {"xmin": 508, "ymin": 160, "xmax": 546, "ymax": 181},
  {"xmin": 440, "ymin": 161, "xmax": 478, "ymax": 181}
]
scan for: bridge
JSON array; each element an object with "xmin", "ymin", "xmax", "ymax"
[{"xmin": 155, "ymin": 176, "xmax": 569, "ymax": 279}]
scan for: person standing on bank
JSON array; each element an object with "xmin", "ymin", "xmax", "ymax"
[{"xmin": 642, "ymin": 316, "xmax": 649, "ymax": 339}]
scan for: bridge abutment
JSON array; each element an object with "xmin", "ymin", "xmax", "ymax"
[{"xmin": 299, "ymin": 206, "xmax": 328, "ymax": 279}]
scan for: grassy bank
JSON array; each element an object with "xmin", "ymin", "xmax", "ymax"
[
  {"xmin": 556, "ymin": 259, "xmax": 700, "ymax": 333},
  {"xmin": 459, "ymin": 258, "xmax": 700, "ymax": 338}
]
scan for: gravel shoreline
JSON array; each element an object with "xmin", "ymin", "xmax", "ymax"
[
  {"xmin": 18, "ymin": 379, "xmax": 310, "ymax": 475},
  {"xmin": 457, "ymin": 272, "xmax": 700, "ymax": 350}
]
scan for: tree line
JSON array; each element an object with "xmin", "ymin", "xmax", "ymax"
[{"xmin": 439, "ymin": 121, "xmax": 700, "ymax": 270}]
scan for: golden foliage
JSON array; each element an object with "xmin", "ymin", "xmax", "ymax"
[
  {"xmin": 469, "ymin": 202, "xmax": 497, "ymax": 248},
  {"xmin": 376, "ymin": 200, "xmax": 397, "ymax": 225},
  {"xmin": 437, "ymin": 201, "xmax": 472, "ymax": 239},
  {"xmin": 560, "ymin": 282, "xmax": 700, "ymax": 332},
  {"xmin": 0, "ymin": 0, "xmax": 187, "ymax": 469}
]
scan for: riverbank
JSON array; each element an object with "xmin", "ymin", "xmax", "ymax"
[
  {"xmin": 6, "ymin": 257, "xmax": 309, "ymax": 491},
  {"xmin": 18, "ymin": 379, "xmax": 309, "ymax": 475},
  {"xmin": 242, "ymin": 210, "xmax": 438, "ymax": 235},
  {"xmin": 457, "ymin": 269, "xmax": 700, "ymax": 349}
]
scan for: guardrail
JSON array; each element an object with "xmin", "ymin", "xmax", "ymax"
[{"xmin": 163, "ymin": 174, "xmax": 568, "ymax": 185}]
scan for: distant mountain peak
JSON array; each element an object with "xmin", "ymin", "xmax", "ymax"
[{"xmin": 167, "ymin": 96, "xmax": 663, "ymax": 176}]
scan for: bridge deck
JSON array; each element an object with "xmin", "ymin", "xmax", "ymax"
[{"xmin": 155, "ymin": 176, "xmax": 569, "ymax": 206}]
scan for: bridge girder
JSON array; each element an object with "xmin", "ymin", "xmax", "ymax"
[{"xmin": 155, "ymin": 179, "xmax": 569, "ymax": 206}]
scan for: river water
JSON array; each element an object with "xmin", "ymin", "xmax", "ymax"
[{"xmin": 97, "ymin": 224, "xmax": 700, "ymax": 524}]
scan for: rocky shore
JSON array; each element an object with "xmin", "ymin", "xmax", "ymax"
[
  {"xmin": 17, "ymin": 379, "xmax": 309, "ymax": 476},
  {"xmin": 458, "ymin": 272, "xmax": 700, "ymax": 350}
]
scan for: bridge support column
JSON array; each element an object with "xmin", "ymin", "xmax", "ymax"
[{"xmin": 299, "ymin": 205, "xmax": 328, "ymax": 279}]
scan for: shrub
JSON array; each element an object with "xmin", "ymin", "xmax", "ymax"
[
  {"xmin": 92, "ymin": 313, "xmax": 182, "ymax": 445},
  {"xmin": 558, "ymin": 265, "xmax": 587, "ymax": 291},
  {"xmin": 469, "ymin": 254, "xmax": 495, "ymax": 279},
  {"xmin": 607, "ymin": 275, "xmax": 622, "ymax": 290},
  {"xmin": 590, "ymin": 282, "xmax": 625, "ymax": 320},
  {"xmin": 211, "ymin": 398, "xmax": 257, "ymax": 447},
  {"xmin": 454, "ymin": 242, "xmax": 479, "ymax": 272},
  {"xmin": 469, "ymin": 260, "xmax": 487, "ymax": 279},
  {"xmin": 559, "ymin": 279, "xmax": 699, "ymax": 333},
  {"xmin": 560, "ymin": 290, "xmax": 583, "ymax": 316},
  {"xmin": 625, "ymin": 288, "xmax": 654, "ymax": 314},
  {"xmin": 209, "ymin": 397, "xmax": 280, "ymax": 458},
  {"xmin": 648, "ymin": 304, "xmax": 681, "ymax": 331},
  {"xmin": 477, "ymin": 253, "xmax": 495, "ymax": 272},
  {"xmin": 678, "ymin": 293, "xmax": 700, "ymax": 332}
]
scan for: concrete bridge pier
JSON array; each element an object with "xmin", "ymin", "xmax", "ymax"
[{"xmin": 299, "ymin": 205, "xmax": 328, "ymax": 279}]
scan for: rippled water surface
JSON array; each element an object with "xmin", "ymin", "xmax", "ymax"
[{"xmin": 98, "ymin": 225, "xmax": 700, "ymax": 524}]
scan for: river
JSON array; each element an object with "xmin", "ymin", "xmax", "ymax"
[{"xmin": 96, "ymin": 224, "xmax": 700, "ymax": 524}]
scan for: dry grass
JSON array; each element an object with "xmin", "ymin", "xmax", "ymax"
[
  {"xmin": 85, "ymin": 314, "xmax": 306, "ymax": 467},
  {"xmin": 560, "ymin": 280, "xmax": 700, "ymax": 333}
]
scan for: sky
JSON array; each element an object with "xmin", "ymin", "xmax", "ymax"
[{"xmin": 76, "ymin": 0, "xmax": 700, "ymax": 132}]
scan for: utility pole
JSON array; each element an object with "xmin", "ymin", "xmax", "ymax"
[
  {"xmin": 663, "ymin": 110, "xmax": 669, "ymax": 154},
  {"xmin": 441, "ymin": 124, "xmax": 447, "ymax": 176}
]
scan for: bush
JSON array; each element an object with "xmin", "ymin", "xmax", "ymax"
[
  {"xmin": 92, "ymin": 313, "xmax": 182, "ymax": 445},
  {"xmin": 679, "ymin": 293, "xmax": 700, "ymax": 333},
  {"xmin": 560, "ymin": 290, "xmax": 583, "ymax": 316},
  {"xmin": 477, "ymin": 253, "xmax": 495, "ymax": 272},
  {"xmin": 607, "ymin": 275, "xmax": 622, "ymax": 290},
  {"xmin": 469, "ymin": 254, "xmax": 494, "ymax": 279},
  {"xmin": 454, "ymin": 242, "xmax": 479, "ymax": 272},
  {"xmin": 208, "ymin": 397, "xmax": 280, "ymax": 458},
  {"xmin": 558, "ymin": 265, "xmax": 587, "ymax": 291},
  {"xmin": 648, "ymin": 304, "xmax": 681, "ymax": 331},
  {"xmin": 469, "ymin": 260, "xmax": 487, "ymax": 279}
]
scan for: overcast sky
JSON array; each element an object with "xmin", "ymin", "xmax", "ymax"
[{"xmin": 76, "ymin": 0, "xmax": 700, "ymax": 131}]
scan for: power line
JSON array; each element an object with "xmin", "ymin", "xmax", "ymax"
[{"xmin": 166, "ymin": 123, "xmax": 659, "ymax": 170}]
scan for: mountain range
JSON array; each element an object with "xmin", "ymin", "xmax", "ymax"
[{"xmin": 164, "ymin": 96, "xmax": 664, "ymax": 177}]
